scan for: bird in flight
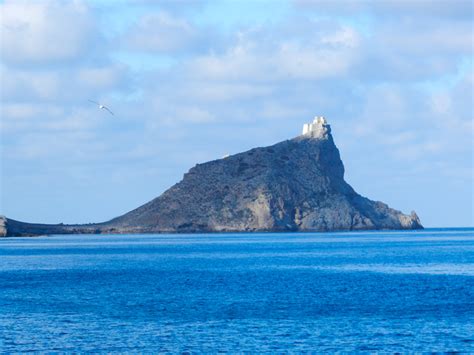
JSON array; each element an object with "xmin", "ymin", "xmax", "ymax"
[{"xmin": 88, "ymin": 100, "xmax": 114, "ymax": 115}]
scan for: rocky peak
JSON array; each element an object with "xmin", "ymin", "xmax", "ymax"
[{"xmin": 2, "ymin": 115, "xmax": 423, "ymax": 236}]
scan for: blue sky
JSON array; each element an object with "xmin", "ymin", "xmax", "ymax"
[{"xmin": 1, "ymin": 0, "xmax": 472, "ymax": 227}]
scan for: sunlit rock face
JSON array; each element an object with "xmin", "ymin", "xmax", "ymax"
[
  {"xmin": 3, "ymin": 117, "xmax": 422, "ymax": 236},
  {"xmin": 0, "ymin": 216, "xmax": 7, "ymax": 237},
  {"xmin": 105, "ymin": 117, "xmax": 422, "ymax": 233}
]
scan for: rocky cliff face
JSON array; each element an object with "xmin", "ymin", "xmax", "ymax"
[
  {"xmin": 0, "ymin": 216, "xmax": 7, "ymax": 237},
  {"xmin": 2, "ymin": 119, "xmax": 422, "ymax": 237}
]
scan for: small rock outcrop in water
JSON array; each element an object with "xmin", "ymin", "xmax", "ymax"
[{"xmin": 2, "ymin": 117, "xmax": 422, "ymax": 236}]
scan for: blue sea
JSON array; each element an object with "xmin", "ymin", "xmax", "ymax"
[{"xmin": 1, "ymin": 229, "xmax": 473, "ymax": 352}]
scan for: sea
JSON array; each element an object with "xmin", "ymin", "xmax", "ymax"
[{"xmin": 0, "ymin": 228, "xmax": 473, "ymax": 352}]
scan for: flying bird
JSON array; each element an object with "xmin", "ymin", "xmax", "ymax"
[{"xmin": 88, "ymin": 100, "xmax": 114, "ymax": 115}]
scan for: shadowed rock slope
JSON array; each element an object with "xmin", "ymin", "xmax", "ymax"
[{"xmin": 2, "ymin": 121, "xmax": 422, "ymax": 236}]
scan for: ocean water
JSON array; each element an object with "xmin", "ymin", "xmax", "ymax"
[{"xmin": 0, "ymin": 229, "xmax": 473, "ymax": 352}]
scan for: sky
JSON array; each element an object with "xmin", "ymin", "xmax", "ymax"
[{"xmin": 0, "ymin": 0, "xmax": 473, "ymax": 228}]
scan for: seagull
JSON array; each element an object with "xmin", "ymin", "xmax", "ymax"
[{"xmin": 88, "ymin": 100, "xmax": 114, "ymax": 115}]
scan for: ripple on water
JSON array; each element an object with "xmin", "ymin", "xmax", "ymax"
[{"xmin": 0, "ymin": 228, "xmax": 473, "ymax": 352}]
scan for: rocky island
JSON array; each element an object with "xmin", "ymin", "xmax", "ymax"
[{"xmin": 1, "ymin": 117, "xmax": 422, "ymax": 237}]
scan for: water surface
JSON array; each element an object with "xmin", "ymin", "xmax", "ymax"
[{"xmin": 1, "ymin": 228, "xmax": 473, "ymax": 352}]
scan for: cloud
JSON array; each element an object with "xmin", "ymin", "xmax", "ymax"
[
  {"xmin": 0, "ymin": 66, "xmax": 61, "ymax": 101},
  {"xmin": 121, "ymin": 0, "xmax": 209, "ymax": 14},
  {"xmin": 121, "ymin": 12, "xmax": 205, "ymax": 53},
  {"xmin": 77, "ymin": 64, "xmax": 129, "ymax": 90},
  {"xmin": 295, "ymin": 0, "xmax": 472, "ymax": 82},
  {"xmin": 1, "ymin": 64, "xmax": 130, "ymax": 103},
  {"xmin": 0, "ymin": 0, "xmax": 101, "ymax": 65},
  {"xmin": 346, "ymin": 76, "xmax": 472, "ymax": 158},
  {"xmin": 427, "ymin": 69, "xmax": 474, "ymax": 137},
  {"xmin": 294, "ymin": 0, "xmax": 474, "ymax": 19},
  {"xmin": 130, "ymin": 10, "xmax": 471, "ymax": 171},
  {"xmin": 184, "ymin": 20, "xmax": 361, "ymax": 83}
]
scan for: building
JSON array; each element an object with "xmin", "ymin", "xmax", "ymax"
[{"xmin": 302, "ymin": 116, "xmax": 327, "ymax": 135}]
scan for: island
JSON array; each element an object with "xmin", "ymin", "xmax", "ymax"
[{"xmin": 0, "ymin": 117, "xmax": 422, "ymax": 237}]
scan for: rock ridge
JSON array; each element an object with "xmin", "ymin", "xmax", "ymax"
[{"xmin": 2, "ymin": 118, "xmax": 422, "ymax": 236}]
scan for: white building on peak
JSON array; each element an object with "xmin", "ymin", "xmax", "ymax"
[{"xmin": 302, "ymin": 116, "xmax": 327, "ymax": 135}]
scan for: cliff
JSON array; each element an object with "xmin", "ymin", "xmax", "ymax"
[{"xmin": 2, "ymin": 118, "xmax": 422, "ymax": 236}]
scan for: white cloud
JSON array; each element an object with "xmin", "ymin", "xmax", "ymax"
[
  {"xmin": 6, "ymin": 129, "xmax": 101, "ymax": 161},
  {"xmin": 296, "ymin": 0, "xmax": 472, "ymax": 83},
  {"xmin": 0, "ymin": 66, "xmax": 61, "ymax": 101},
  {"xmin": 430, "ymin": 93, "xmax": 452, "ymax": 115},
  {"xmin": 0, "ymin": 0, "xmax": 99, "ymax": 65},
  {"xmin": 183, "ymin": 82, "xmax": 274, "ymax": 102},
  {"xmin": 369, "ymin": 19, "xmax": 473, "ymax": 59},
  {"xmin": 295, "ymin": 0, "xmax": 473, "ymax": 19},
  {"xmin": 0, "ymin": 103, "xmax": 107, "ymax": 136},
  {"xmin": 392, "ymin": 141, "xmax": 443, "ymax": 161},
  {"xmin": 186, "ymin": 22, "xmax": 361, "ymax": 83},
  {"xmin": 77, "ymin": 65, "xmax": 128, "ymax": 89},
  {"xmin": 121, "ymin": 12, "xmax": 207, "ymax": 53},
  {"xmin": 158, "ymin": 106, "xmax": 216, "ymax": 124},
  {"xmin": 1, "ymin": 65, "xmax": 129, "ymax": 103},
  {"xmin": 321, "ymin": 26, "xmax": 360, "ymax": 47}
]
